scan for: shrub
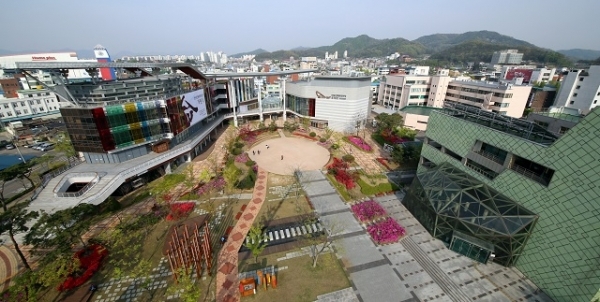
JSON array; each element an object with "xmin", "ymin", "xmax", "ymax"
[
  {"xmin": 58, "ymin": 244, "xmax": 108, "ymax": 291},
  {"xmin": 319, "ymin": 137, "xmax": 327, "ymax": 143},
  {"xmin": 283, "ymin": 121, "xmax": 298, "ymax": 132},
  {"xmin": 268, "ymin": 120, "xmax": 278, "ymax": 132},
  {"xmin": 237, "ymin": 170, "xmax": 257, "ymax": 189},
  {"xmin": 351, "ymin": 200, "xmax": 387, "ymax": 223},
  {"xmin": 235, "ymin": 152, "xmax": 250, "ymax": 163},
  {"xmin": 234, "ymin": 142, "xmax": 245, "ymax": 149},
  {"xmin": 166, "ymin": 202, "xmax": 195, "ymax": 221},
  {"xmin": 367, "ymin": 217, "xmax": 406, "ymax": 244},
  {"xmin": 258, "ymin": 122, "xmax": 266, "ymax": 130},
  {"xmin": 245, "ymin": 160, "xmax": 256, "ymax": 167},
  {"xmin": 342, "ymin": 154, "xmax": 355, "ymax": 163},
  {"xmin": 231, "ymin": 148, "xmax": 242, "ymax": 155},
  {"xmin": 197, "ymin": 177, "xmax": 226, "ymax": 195},
  {"xmin": 331, "ymin": 143, "xmax": 339, "ymax": 150},
  {"xmin": 309, "ymin": 132, "xmax": 316, "ymax": 137}
]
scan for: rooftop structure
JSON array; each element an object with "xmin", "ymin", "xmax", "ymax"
[{"xmin": 410, "ymin": 106, "xmax": 600, "ymax": 301}]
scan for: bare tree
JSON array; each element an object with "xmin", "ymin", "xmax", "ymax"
[{"xmin": 300, "ymin": 214, "xmax": 340, "ymax": 268}]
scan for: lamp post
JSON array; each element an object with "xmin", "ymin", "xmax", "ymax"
[{"xmin": 14, "ymin": 135, "xmax": 26, "ymax": 164}]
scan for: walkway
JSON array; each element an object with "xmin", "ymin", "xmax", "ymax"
[
  {"xmin": 0, "ymin": 246, "xmax": 19, "ymax": 292},
  {"xmin": 299, "ymin": 170, "xmax": 553, "ymax": 302},
  {"xmin": 215, "ymin": 168, "xmax": 268, "ymax": 302}
]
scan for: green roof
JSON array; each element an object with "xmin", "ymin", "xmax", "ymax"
[
  {"xmin": 399, "ymin": 106, "xmax": 442, "ymax": 116},
  {"xmin": 535, "ymin": 112, "xmax": 581, "ymax": 123}
]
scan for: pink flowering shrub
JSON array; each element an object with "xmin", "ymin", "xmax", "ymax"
[
  {"xmin": 235, "ymin": 152, "xmax": 250, "ymax": 163},
  {"xmin": 367, "ymin": 217, "xmax": 406, "ymax": 244},
  {"xmin": 166, "ymin": 202, "xmax": 195, "ymax": 221},
  {"xmin": 347, "ymin": 136, "xmax": 372, "ymax": 151},
  {"xmin": 196, "ymin": 177, "xmax": 226, "ymax": 195},
  {"xmin": 351, "ymin": 200, "xmax": 387, "ymax": 223}
]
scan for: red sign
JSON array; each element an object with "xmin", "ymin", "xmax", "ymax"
[{"xmin": 31, "ymin": 56, "xmax": 57, "ymax": 61}]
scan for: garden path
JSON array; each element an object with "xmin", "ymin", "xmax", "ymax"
[{"xmin": 215, "ymin": 167, "xmax": 268, "ymax": 302}]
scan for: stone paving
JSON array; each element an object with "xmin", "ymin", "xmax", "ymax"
[
  {"xmin": 215, "ymin": 167, "xmax": 268, "ymax": 302},
  {"xmin": 300, "ymin": 170, "xmax": 554, "ymax": 302},
  {"xmin": 0, "ymin": 246, "xmax": 18, "ymax": 292}
]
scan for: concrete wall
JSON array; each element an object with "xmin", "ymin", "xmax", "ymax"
[{"xmin": 400, "ymin": 112, "xmax": 429, "ymax": 131}]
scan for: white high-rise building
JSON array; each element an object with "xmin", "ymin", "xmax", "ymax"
[
  {"xmin": 343, "ymin": 50, "xmax": 348, "ymax": 58},
  {"xmin": 491, "ymin": 49, "xmax": 524, "ymax": 65},
  {"xmin": 554, "ymin": 66, "xmax": 600, "ymax": 113}
]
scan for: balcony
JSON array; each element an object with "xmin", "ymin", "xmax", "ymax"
[
  {"xmin": 465, "ymin": 160, "xmax": 499, "ymax": 180},
  {"xmin": 510, "ymin": 165, "xmax": 551, "ymax": 186},
  {"xmin": 474, "ymin": 149, "xmax": 505, "ymax": 165}
]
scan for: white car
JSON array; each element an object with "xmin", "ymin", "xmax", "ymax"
[{"xmin": 5, "ymin": 144, "xmax": 15, "ymax": 150}]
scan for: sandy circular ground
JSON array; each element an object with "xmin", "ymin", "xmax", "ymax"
[{"xmin": 248, "ymin": 137, "xmax": 330, "ymax": 175}]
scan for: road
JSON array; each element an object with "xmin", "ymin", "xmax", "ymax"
[{"xmin": 0, "ymin": 145, "xmax": 68, "ymax": 200}]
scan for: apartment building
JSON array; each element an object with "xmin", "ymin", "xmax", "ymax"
[
  {"xmin": 377, "ymin": 71, "xmax": 451, "ymax": 110},
  {"xmin": 405, "ymin": 103, "xmax": 600, "ymax": 302},
  {"xmin": 0, "ymin": 89, "xmax": 64, "ymax": 125},
  {"xmin": 490, "ymin": 49, "xmax": 524, "ymax": 65},
  {"xmin": 445, "ymin": 80, "xmax": 531, "ymax": 117},
  {"xmin": 554, "ymin": 65, "xmax": 600, "ymax": 113}
]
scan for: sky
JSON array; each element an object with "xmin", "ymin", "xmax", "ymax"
[{"xmin": 1, "ymin": 0, "xmax": 599, "ymax": 57}]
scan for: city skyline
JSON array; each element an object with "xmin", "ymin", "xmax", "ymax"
[{"xmin": 1, "ymin": 0, "xmax": 599, "ymax": 57}]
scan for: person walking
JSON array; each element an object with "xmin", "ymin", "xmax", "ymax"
[
  {"xmin": 258, "ymin": 150, "xmax": 261, "ymax": 155},
  {"xmin": 253, "ymin": 150, "xmax": 255, "ymax": 155},
  {"xmin": 281, "ymin": 155, "xmax": 283, "ymax": 160}
]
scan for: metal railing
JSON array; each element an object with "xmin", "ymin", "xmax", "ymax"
[
  {"xmin": 509, "ymin": 165, "xmax": 550, "ymax": 186},
  {"xmin": 465, "ymin": 161, "xmax": 499, "ymax": 180},
  {"xmin": 31, "ymin": 159, "xmax": 83, "ymax": 200},
  {"xmin": 474, "ymin": 149, "xmax": 506, "ymax": 165},
  {"xmin": 55, "ymin": 172, "xmax": 100, "ymax": 197}
]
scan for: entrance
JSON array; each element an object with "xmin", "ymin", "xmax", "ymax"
[{"xmin": 449, "ymin": 231, "xmax": 493, "ymax": 264}]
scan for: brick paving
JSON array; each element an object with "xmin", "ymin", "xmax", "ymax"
[{"xmin": 215, "ymin": 168, "xmax": 268, "ymax": 302}]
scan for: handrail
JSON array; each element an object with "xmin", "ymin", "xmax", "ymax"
[
  {"xmin": 510, "ymin": 165, "xmax": 549, "ymax": 186},
  {"xmin": 474, "ymin": 149, "xmax": 505, "ymax": 164},
  {"xmin": 465, "ymin": 162, "xmax": 498, "ymax": 180},
  {"xmin": 56, "ymin": 172, "xmax": 100, "ymax": 197}
]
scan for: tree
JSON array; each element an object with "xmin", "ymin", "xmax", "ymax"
[
  {"xmin": 55, "ymin": 131, "xmax": 77, "ymax": 158},
  {"xmin": 149, "ymin": 173, "xmax": 186, "ymax": 203},
  {"xmin": 374, "ymin": 113, "xmax": 403, "ymax": 133},
  {"xmin": 223, "ymin": 164, "xmax": 241, "ymax": 191},
  {"xmin": 323, "ymin": 127, "xmax": 334, "ymax": 140},
  {"xmin": 268, "ymin": 119, "xmax": 278, "ymax": 132},
  {"xmin": 0, "ymin": 161, "xmax": 36, "ymax": 199},
  {"xmin": 390, "ymin": 145, "xmax": 404, "ymax": 164},
  {"xmin": 395, "ymin": 127, "xmax": 417, "ymax": 140},
  {"xmin": 25, "ymin": 204, "xmax": 96, "ymax": 254},
  {"xmin": 301, "ymin": 215, "xmax": 339, "ymax": 268},
  {"xmin": 0, "ymin": 203, "xmax": 39, "ymax": 270},
  {"xmin": 167, "ymin": 267, "xmax": 201, "ymax": 302},
  {"xmin": 243, "ymin": 225, "xmax": 267, "ymax": 263}
]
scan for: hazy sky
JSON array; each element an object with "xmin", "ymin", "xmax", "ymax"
[{"xmin": 2, "ymin": 0, "xmax": 598, "ymax": 56}]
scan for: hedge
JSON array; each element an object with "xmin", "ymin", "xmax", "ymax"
[
  {"xmin": 325, "ymin": 174, "xmax": 352, "ymax": 201},
  {"xmin": 357, "ymin": 178, "xmax": 399, "ymax": 196}
]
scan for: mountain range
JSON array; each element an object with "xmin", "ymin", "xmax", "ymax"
[
  {"xmin": 238, "ymin": 31, "xmax": 589, "ymax": 67},
  {"xmin": 556, "ymin": 49, "xmax": 600, "ymax": 61}
]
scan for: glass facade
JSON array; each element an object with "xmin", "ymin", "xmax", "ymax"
[
  {"xmin": 61, "ymin": 100, "xmax": 171, "ymax": 152},
  {"xmin": 286, "ymin": 94, "xmax": 315, "ymax": 116},
  {"xmin": 403, "ymin": 162, "xmax": 538, "ymax": 266}
]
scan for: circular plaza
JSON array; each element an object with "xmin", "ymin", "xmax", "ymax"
[{"xmin": 247, "ymin": 136, "xmax": 330, "ymax": 175}]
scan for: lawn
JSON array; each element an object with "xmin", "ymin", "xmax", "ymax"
[{"xmin": 238, "ymin": 251, "xmax": 350, "ymax": 302}]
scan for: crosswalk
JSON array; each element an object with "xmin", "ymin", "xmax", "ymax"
[{"xmin": 244, "ymin": 222, "xmax": 324, "ymax": 246}]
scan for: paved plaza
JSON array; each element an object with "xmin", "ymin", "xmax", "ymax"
[
  {"xmin": 248, "ymin": 129, "xmax": 330, "ymax": 175},
  {"xmin": 299, "ymin": 170, "xmax": 554, "ymax": 302}
]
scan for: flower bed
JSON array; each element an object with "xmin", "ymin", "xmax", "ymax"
[
  {"xmin": 381, "ymin": 129, "xmax": 407, "ymax": 144},
  {"xmin": 239, "ymin": 125, "xmax": 267, "ymax": 144},
  {"xmin": 58, "ymin": 244, "xmax": 108, "ymax": 291},
  {"xmin": 367, "ymin": 217, "xmax": 406, "ymax": 245},
  {"xmin": 347, "ymin": 136, "xmax": 372, "ymax": 151},
  {"xmin": 235, "ymin": 152, "xmax": 250, "ymax": 163},
  {"xmin": 351, "ymin": 200, "xmax": 387, "ymax": 223},
  {"xmin": 327, "ymin": 158, "xmax": 356, "ymax": 189},
  {"xmin": 166, "ymin": 202, "xmax": 195, "ymax": 221},
  {"xmin": 196, "ymin": 177, "xmax": 226, "ymax": 196}
]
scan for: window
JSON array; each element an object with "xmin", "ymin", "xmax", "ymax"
[
  {"xmin": 23, "ymin": 109, "xmax": 28, "ymax": 114},
  {"xmin": 500, "ymin": 103, "xmax": 510, "ymax": 108},
  {"xmin": 559, "ymin": 126, "xmax": 570, "ymax": 134},
  {"xmin": 580, "ymin": 77, "xmax": 584, "ymax": 81},
  {"xmin": 2, "ymin": 104, "xmax": 8, "ymax": 109},
  {"xmin": 29, "ymin": 100, "xmax": 34, "ymax": 105},
  {"xmin": 11, "ymin": 102, "xmax": 18, "ymax": 108},
  {"xmin": 15, "ymin": 110, "xmax": 21, "ymax": 115},
  {"xmin": 7, "ymin": 112, "xmax": 12, "ymax": 116},
  {"xmin": 597, "ymin": 92, "xmax": 600, "ymax": 96},
  {"xmin": 0, "ymin": 113, "xmax": 3, "ymax": 117},
  {"xmin": 20, "ymin": 102, "xmax": 25, "ymax": 106},
  {"xmin": 28, "ymin": 94, "xmax": 33, "ymax": 97},
  {"xmin": 36, "ymin": 100, "xmax": 41, "ymax": 104},
  {"xmin": 499, "ymin": 111, "xmax": 507, "ymax": 115},
  {"xmin": 573, "ymin": 93, "xmax": 578, "ymax": 97},
  {"xmin": 39, "ymin": 107, "xmax": 45, "ymax": 111},
  {"xmin": 576, "ymin": 85, "xmax": 581, "ymax": 89},
  {"xmin": 569, "ymin": 101, "xmax": 575, "ymax": 105},
  {"xmin": 594, "ymin": 100, "xmax": 598, "ymax": 104}
]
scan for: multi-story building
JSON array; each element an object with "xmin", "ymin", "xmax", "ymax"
[
  {"xmin": 404, "ymin": 103, "xmax": 600, "ymax": 301},
  {"xmin": 0, "ymin": 76, "xmax": 21, "ymax": 98},
  {"xmin": 0, "ymin": 89, "xmax": 64, "ymax": 126},
  {"xmin": 490, "ymin": 49, "xmax": 524, "ymax": 65},
  {"xmin": 445, "ymin": 80, "xmax": 531, "ymax": 118},
  {"xmin": 503, "ymin": 67, "xmax": 556, "ymax": 84},
  {"xmin": 527, "ymin": 86, "xmax": 557, "ymax": 111},
  {"xmin": 285, "ymin": 76, "xmax": 371, "ymax": 131},
  {"xmin": 554, "ymin": 65, "xmax": 600, "ymax": 113},
  {"xmin": 377, "ymin": 71, "xmax": 451, "ymax": 110}
]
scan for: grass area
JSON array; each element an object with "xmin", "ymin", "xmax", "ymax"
[
  {"xmin": 325, "ymin": 174, "xmax": 354, "ymax": 202},
  {"xmin": 356, "ymin": 177, "xmax": 399, "ymax": 196},
  {"xmin": 256, "ymin": 196, "xmax": 312, "ymax": 225},
  {"xmin": 238, "ymin": 251, "xmax": 350, "ymax": 302}
]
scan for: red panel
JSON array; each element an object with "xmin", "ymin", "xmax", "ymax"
[
  {"xmin": 309, "ymin": 98, "xmax": 316, "ymax": 117},
  {"xmin": 505, "ymin": 69, "xmax": 533, "ymax": 82},
  {"xmin": 91, "ymin": 108, "xmax": 115, "ymax": 151}
]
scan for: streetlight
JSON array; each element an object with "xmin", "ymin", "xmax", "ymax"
[{"xmin": 13, "ymin": 135, "xmax": 26, "ymax": 164}]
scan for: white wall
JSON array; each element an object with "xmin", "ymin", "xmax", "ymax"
[{"xmin": 315, "ymin": 97, "xmax": 370, "ymax": 133}]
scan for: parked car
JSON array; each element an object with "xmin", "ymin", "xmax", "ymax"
[
  {"xmin": 5, "ymin": 144, "xmax": 15, "ymax": 150},
  {"xmin": 39, "ymin": 143, "xmax": 55, "ymax": 151},
  {"xmin": 33, "ymin": 143, "xmax": 49, "ymax": 150}
]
